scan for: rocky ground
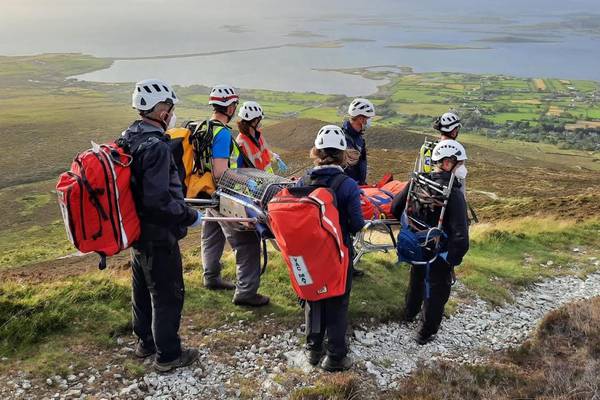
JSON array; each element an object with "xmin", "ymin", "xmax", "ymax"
[{"xmin": 3, "ymin": 257, "xmax": 600, "ymax": 399}]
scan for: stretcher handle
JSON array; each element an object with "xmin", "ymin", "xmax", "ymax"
[
  {"xmin": 185, "ymin": 198, "xmax": 219, "ymax": 207},
  {"xmin": 202, "ymin": 217, "xmax": 258, "ymax": 223}
]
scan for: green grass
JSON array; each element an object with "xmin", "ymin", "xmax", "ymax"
[
  {"xmin": 1, "ymin": 217, "xmax": 597, "ymax": 373},
  {"xmin": 0, "ymin": 222, "xmax": 73, "ymax": 269},
  {"xmin": 487, "ymin": 111, "xmax": 542, "ymax": 124},
  {"xmin": 0, "ymin": 274, "xmax": 130, "ymax": 356},
  {"xmin": 459, "ymin": 218, "xmax": 600, "ymax": 304},
  {"xmin": 17, "ymin": 193, "xmax": 52, "ymax": 216}
]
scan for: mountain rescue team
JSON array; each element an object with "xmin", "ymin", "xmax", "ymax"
[{"xmin": 120, "ymin": 79, "xmax": 469, "ymax": 372}]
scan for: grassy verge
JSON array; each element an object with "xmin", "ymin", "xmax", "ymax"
[
  {"xmin": 0, "ymin": 221, "xmax": 73, "ymax": 269},
  {"xmin": 380, "ymin": 296, "xmax": 600, "ymax": 400},
  {"xmin": 460, "ymin": 218, "xmax": 600, "ymax": 304}
]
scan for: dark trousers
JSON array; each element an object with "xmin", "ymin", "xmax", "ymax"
[
  {"xmin": 305, "ymin": 266, "xmax": 353, "ymax": 360},
  {"xmin": 404, "ymin": 259, "xmax": 453, "ymax": 336},
  {"xmin": 131, "ymin": 242, "xmax": 184, "ymax": 363}
]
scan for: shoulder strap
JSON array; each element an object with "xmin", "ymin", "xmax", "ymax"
[
  {"xmin": 232, "ymin": 138, "xmax": 256, "ymax": 169},
  {"xmin": 329, "ymin": 173, "xmax": 348, "ymax": 193},
  {"xmin": 117, "ymin": 131, "xmax": 163, "ymax": 157}
]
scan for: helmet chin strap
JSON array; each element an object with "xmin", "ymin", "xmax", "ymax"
[
  {"xmin": 216, "ymin": 109, "xmax": 233, "ymax": 123},
  {"xmin": 146, "ymin": 115, "xmax": 168, "ymax": 130}
]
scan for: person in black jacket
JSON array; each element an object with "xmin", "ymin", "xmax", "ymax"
[
  {"xmin": 298, "ymin": 125, "xmax": 365, "ymax": 372},
  {"xmin": 391, "ymin": 139, "xmax": 469, "ymax": 345},
  {"xmin": 342, "ymin": 98, "xmax": 375, "ymax": 278},
  {"xmin": 124, "ymin": 79, "xmax": 203, "ymax": 372}
]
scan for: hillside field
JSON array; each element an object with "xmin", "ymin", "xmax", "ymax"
[{"xmin": 0, "ymin": 53, "xmax": 599, "ymax": 398}]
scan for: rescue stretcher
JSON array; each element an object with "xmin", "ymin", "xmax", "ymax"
[
  {"xmin": 352, "ymin": 218, "xmax": 401, "ymax": 266},
  {"xmin": 185, "ymin": 169, "xmax": 407, "ymax": 267}
]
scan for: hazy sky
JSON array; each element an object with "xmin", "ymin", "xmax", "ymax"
[{"xmin": 1, "ymin": 0, "xmax": 599, "ymax": 57}]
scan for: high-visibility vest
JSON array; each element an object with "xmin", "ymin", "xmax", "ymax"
[
  {"xmin": 236, "ymin": 130, "xmax": 273, "ymax": 173},
  {"xmin": 210, "ymin": 124, "xmax": 239, "ymax": 170}
]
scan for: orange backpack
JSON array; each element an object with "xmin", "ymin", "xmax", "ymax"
[
  {"xmin": 267, "ymin": 175, "xmax": 349, "ymax": 301},
  {"xmin": 360, "ymin": 180, "xmax": 407, "ymax": 219}
]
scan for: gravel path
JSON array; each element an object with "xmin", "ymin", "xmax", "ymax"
[
  {"xmin": 6, "ymin": 270, "xmax": 600, "ymax": 399},
  {"xmin": 351, "ymin": 271, "xmax": 600, "ymax": 389}
]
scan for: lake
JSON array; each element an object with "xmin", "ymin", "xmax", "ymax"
[{"xmin": 2, "ymin": 0, "xmax": 600, "ymax": 95}]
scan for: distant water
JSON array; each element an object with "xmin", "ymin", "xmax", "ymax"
[{"xmin": 2, "ymin": 0, "xmax": 599, "ymax": 95}]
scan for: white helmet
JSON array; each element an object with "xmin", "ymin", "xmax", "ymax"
[
  {"xmin": 208, "ymin": 84, "xmax": 239, "ymax": 106},
  {"xmin": 437, "ymin": 112, "xmax": 461, "ymax": 133},
  {"xmin": 315, "ymin": 125, "xmax": 347, "ymax": 150},
  {"xmin": 132, "ymin": 79, "xmax": 179, "ymax": 111},
  {"xmin": 348, "ymin": 98, "xmax": 375, "ymax": 118},
  {"xmin": 431, "ymin": 140, "xmax": 467, "ymax": 162},
  {"xmin": 238, "ymin": 101, "xmax": 264, "ymax": 121}
]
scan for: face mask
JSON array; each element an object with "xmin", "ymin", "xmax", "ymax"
[
  {"xmin": 364, "ymin": 118, "xmax": 372, "ymax": 130},
  {"xmin": 167, "ymin": 113, "xmax": 177, "ymax": 130},
  {"xmin": 454, "ymin": 164, "xmax": 468, "ymax": 180}
]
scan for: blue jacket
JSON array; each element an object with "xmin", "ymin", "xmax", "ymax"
[
  {"xmin": 122, "ymin": 120, "xmax": 198, "ymax": 245},
  {"xmin": 297, "ymin": 166, "xmax": 365, "ymax": 246},
  {"xmin": 342, "ymin": 120, "xmax": 367, "ymax": 185}
]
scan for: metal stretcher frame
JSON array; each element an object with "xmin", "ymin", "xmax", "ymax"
[{"xmin": 352, "ymin": 218, "xmax": 402, "ymax": 266}]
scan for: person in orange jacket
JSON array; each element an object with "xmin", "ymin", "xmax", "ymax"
[{"xmin": 235, "ymin": 101, "xmax": 287, "ymax": 174}]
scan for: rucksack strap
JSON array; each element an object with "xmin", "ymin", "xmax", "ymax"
[
  {"xmin": 328, "ymin": 173, "xmax": 349, "ymax": 193},
  {"xmin": 308, "ymin": 171, "xmax": 348, "ymax": 191},
  {"xmin": 233, "ymin": 138, "xmax": 256, "ymax": 169},
  {"xmin": 260, "ymin": 238, "xmax": 268, "ymax": 275}
]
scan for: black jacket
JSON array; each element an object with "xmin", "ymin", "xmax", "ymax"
[
  {"xmin": 122, "ymin": 120, "xmax": 198, "ymax": 245},
  {"xmin": 342, "ymin": 121, "xmax": 368, "ymax": 185},
  {"xmin": 391, "ymin": 171, "xmax": 469, "ymax": 266}
]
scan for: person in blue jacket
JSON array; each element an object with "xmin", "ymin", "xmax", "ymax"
[
  {"xmin": 124, "ymin": 79, "xmax": 203, "ymax": 372},
  {"xmin": 342, "ymin": 98, "xmax": 375, "ymax": 277},
  {"xmin": 342, "ymin": 98, "xmax": 375, "ymax": 186},
  {"xmin": 297, "ymin": 124, "xmax": 365, "ymax": 372}
]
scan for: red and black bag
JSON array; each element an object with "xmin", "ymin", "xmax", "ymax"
[
  {"xmin": 56, "ymin": 141, "xmax": 140, "ymax": 269},
  {"xmin": 267, "ymin": 175, "xmax": 349, "ymax": 301}
]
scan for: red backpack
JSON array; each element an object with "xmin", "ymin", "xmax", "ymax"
[
  {"xmin": 267, "ymin": 175, "xmax": 349, "ymax": 301},
  {"xmin": 56, "ymin": 141, "xmax": 140, "ymax": 269}
]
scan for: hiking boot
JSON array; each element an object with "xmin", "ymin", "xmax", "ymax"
[
  {"xmin": 152, "ymin": 348, "xmax": 199, "ymax": 373},
  {"xmin": 204, "ymin": 278, "xmax": 235, "ymax": 291},
  {"xmin": 320, "ymin": 355, "xmax": 352, "ymax": 372},
  {"xmin": 305, "ymin": 349, "xmax": 324, "ymax": 366},
  {"xmin": 400, "ymin": 310, "xmax": 417, "ymax": 324},
  {"xmin": 415, "ymin": 331, "xmax": 436, "ymax": 346},
  {"xmin": 233, "ymin": 293, "xmax": 270, "ymax": 307},
  {"xmin": 134, "ymin": 340, "xmax": 156, "ymax": 358},
  {"xmin": 352, "ymin": 268, "xmax": 365, "ymax": 277}
]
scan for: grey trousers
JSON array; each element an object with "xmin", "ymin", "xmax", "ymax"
[{"xmin": 201, "ymin": 208, "xmax": 261, "ymax": 297}]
